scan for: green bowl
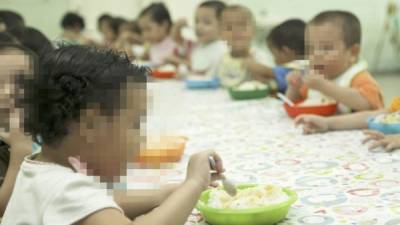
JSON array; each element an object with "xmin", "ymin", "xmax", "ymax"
[
  {"xmin": 196, "ymin": 184, "xmax": 297, "ymax": 225},
  {"xmin": 228, "ymin": 87, "xmax": 269, "ymax": 100}
]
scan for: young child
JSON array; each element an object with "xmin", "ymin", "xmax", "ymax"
[
  {"xmin": 1, "ymin": 45, "xmax": 225, "ymax": 225},
  {"xmin": 138, "ymin": 3, "xmax": 177, "ymax": 67},
  {"xmin": 0, "ymin": 41, "xmax": 35, "ymax": 215},
  {"xmin": 240, "ymin": 19, "xmax": 306, "ymax": 93},
  {"xmin": 113, "ymin": 20, "xmax": 143, "ymax": 60},
  {"xmin": 286, "ymin": 11, "xmax": 384, "ymax": 113},
  {"xmin": 97, "ymin": 14, "xmax": 116, "ymax": 46},
  {"xmin": 60, "ymin": 12, "xmax": 95, "ymax": 46},
  {"xmin": 169, "ymin": 0, "xmax": 227, "ymax": 77},
  {"xmin": 295, "ymin": 97, "xmax": 400, "ymax": 151},
  {"xmin": 8, "ymin": 26, "xmax": 54, "ymax": 55},
  {"xmin": 218, "ymin": 5, "xmax": 272, "ymax": 88}
]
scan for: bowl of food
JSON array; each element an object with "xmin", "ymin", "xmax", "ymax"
[
  {"xmin": 185, "ymin": 75, "xmax": 220, "ymax": 89},
  {"xmin": 152, "ymin": 64, "xmax": 177, "ymax": 79},
  {"xmin": 197, "ymin": 184, "xmax": 297, "ymax": 225},
  {"xmin": 135, "ymin": 136, "xmax": 187, "ymax": 164},
  {"xmin": 368, "ymin": 112, "xmax": 400, "ymax": 134},
  {"xmin": 228, "ymin": 81, "xmax": 269, "ymax": 100},
  {"xmin": 284, "ymin": 98, "xmax": 337, "ymax": 118}
]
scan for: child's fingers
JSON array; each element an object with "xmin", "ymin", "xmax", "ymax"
[
  {"xmin": 209, "ymin": 151, "xmax": 224, "ymax": 174},
  {"xmin": 209, "ymin": 181, "xmax": 219, "ymax": 188},
  {"xmin": 363, "ymin": 130, "xmax": 384, "ymax": 137},
  {"xmin": 211, "ymin": 173, "xmax": 224, "ymax": 182},
  {"xmin": 368, "ymin": 140, "xmax": 388, "ymax": 151},
  {"xmin": 385, "ymin": 142, "xmax": 400, "ymax": 152},
  {"xmin": 294, "ymin": 116, "xmax": 307, "ymax": 127}
]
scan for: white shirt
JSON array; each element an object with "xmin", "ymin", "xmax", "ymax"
[
  {"xmin": 2, "ymin": 155, "xmax": 122, "ymax": 225},
  {"xmin": 190, "ymin": 40, "xmax": 227, "ymax": 77}
]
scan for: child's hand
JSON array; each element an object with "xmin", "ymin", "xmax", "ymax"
[
  {"xmin": 186, "ymin": 150, "xmax": 224, "ymax": 191},
  {"xmin": 362, "ymin": 130, "xmax": 400, "ymax": 152},
  {"xmin": 302, "ymin": 70, "xmax": 326, "ymax": 90},
  {"xmin": 294, "ymin": 115, "xmax": 329, "ymax": 134},
  {"xmin": 286, "ymin": 70, "xmax": 303, "ymax": 88}
]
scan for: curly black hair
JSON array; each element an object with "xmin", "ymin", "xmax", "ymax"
[
  {"xmin": 8, "ymin": 26, "xmax": 54, "ymax": 56},
  {"xmin": 20, "ymin": 45, "xmax": 148, "ymax": 146}
]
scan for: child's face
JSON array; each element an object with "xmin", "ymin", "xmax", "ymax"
[
  {"xmin": 306, "ymin": 23, "xmax": 358, "ymax": 79},
  {"xmin": 81, "ymin": 83, "xmax": 145, "ymax": 182},
  {"xmin": 195, "ymin": 7, "xmax": 220, "ymax": 44},
  {"xmin": 139, "ymin": 14, "xmax": 169, "ymax": 44},
  {"xmin": 267, "ymin": 41, "xmax": 296, "ymax": 65},
  {"xmin": 221, "ymin": 9, "xmax": 254, "ymax": 55},
  {"xmin": 99, "ymin": 21, "xmax": 116, "ymax": 42}
]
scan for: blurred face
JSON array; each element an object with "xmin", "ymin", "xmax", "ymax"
[
  {"xmin": 80, "ymin": 82, "xmax": 146, "ymax": 182},
  {"xmin": 99, "ymin": 21, "xmax": 116, "ymax": 43},
  {"xmin": 221, "ymin": 9, "xmax": 254, "ymax": 56},
  {"xmin": 0, "ymin": 49, "xmax": 32, "ymax": 131},
  {"xmin": 306, "ymin": 23, "xmax": 358, "ymax": 79},
  {"xmin": 195, "ymin": 7, "xmax": 220, "ymax": 44},
  {"xmin": 267, "ymin": 41, "xmax": 296, "ymax": 65},
  {"xmin": 138, "ymin": 14, "xmax": 169, "ymax": 44}
]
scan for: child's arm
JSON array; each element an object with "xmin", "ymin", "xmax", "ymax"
[
  {"xmin": 243, "ymin": 57, "xmax": 275, "ymax": 80},
  {"xmin": 171, "ymin": 19, "xmax": 187, "ymax": 45},
  {"xmin": 295, "ymin": 109, "xmax": 387, "ymax": 134},
  {"xmin": 363, "ymin": 131, "xmax": 400, "ymax": 152},
  {"xmin": 304, "ymin": 73, "xmax": 372, "ymax": 111},
  {"xmin": 113, "ymin": 183, "xmax": 180, "ymax": 219},
  {"xmin": 77, "ymin": 150, "xmax": 224, "ymax": 225},
  {"xmin": 0, "ymin": 130, "xmax": 32, "ymax": 215},
  {"xmin": 285, "ymin": 70, "xmax": 304, "ymax": 102}
]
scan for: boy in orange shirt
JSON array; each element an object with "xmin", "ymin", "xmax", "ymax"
[{"xmin": 286, "ymin": 11, "xmax": 384, "ymax": 113}]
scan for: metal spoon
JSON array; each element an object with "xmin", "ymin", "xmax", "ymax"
[
  {"xmin": 277, "ymin": 93, "xmax": 295, "ymax": 107},
  {"xmin": 208, "ymin": 156, "xmax": 237, "ymax": 197}
]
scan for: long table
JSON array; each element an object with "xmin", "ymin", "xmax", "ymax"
[{"xmin": 128, "ymin": 80, "xmax": 400, "ymax": 225}]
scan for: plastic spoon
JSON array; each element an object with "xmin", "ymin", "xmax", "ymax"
[
  {"xmin": 208, "ymin": 156, "xmax": 237, "ymax": 197},
  {"xmin": 277, "ymin": 93, "xmax": 295, "ymax": 107}
]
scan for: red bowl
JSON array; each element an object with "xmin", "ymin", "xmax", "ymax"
[
  {"xmin": 152, "ymin": 70, "xmax": 176, "ymax": 79},
  {"xmin": 284, "ymin": 102, "xmax": 338, "ymax": 118}
]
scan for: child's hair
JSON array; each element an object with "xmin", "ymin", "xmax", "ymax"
[
  {"xmin": 8, "ymin": 26, "xmax": 54, "ymax": 56},
  {"xmin": 97, "ymin": 14, "xmax": 113, "ymax": 28},
  {"xmin": 20, "ymin": 46, "xmax": 148, "ymax": 146},
  {"xmin": 139, "ymin": 2, "xmax": 172, "ymax": 31},
  {"xmin": 120, "ymin": 21, "xmax": 142, "ymax": 35},
  {"xmin": 0, "ymin": 32, "xmax": 19, "ymax": 44},
  {"xmin": 111, "ymin": 17, "xmax": 127, "ymax": 36},
  {"xmin": 309, "ymin": 10, "xmax": 361, "ymax": 47},
  {"xmin": 61, "ymin": 12, "xmax": 85, "ymax": 30},
  {"xmin": 267, "ymin": 19, "xmax": 306, "ymax": 56},
  {"xmin": 199, "ymin": 1, "xmax": 227, "ymax": 19},
  {"xmin": 0, "ymin": 10, "xmax": 25, "ymax": 31}
]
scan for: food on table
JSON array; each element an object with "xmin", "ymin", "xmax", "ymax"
[
  {"xmin": 157, "ymin": 63, "xmax": 176, "ymax": 72},
  {"xmin": 233, "ymin": 81, "xmax": 267, "ymax": 92},
  {"xmin": 297, "ymin": 98, "xmax": 336, "ymax": 107},
  {"xmin": 374, "ymin": 112, "xmax": 400, "ymax": 124},
  {"xmin": 208, "ymin": 185, "xmax": 289, "ymax": 209}
]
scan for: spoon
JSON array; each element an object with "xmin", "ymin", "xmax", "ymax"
[
  {"xmin": 208, "ymin": 156, "xmax": 237, "ymax": 197},
  {"xmin": 277, "ymin": 93, "xmax": 295, "ymax": 107}
]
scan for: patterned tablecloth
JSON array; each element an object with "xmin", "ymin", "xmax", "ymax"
[{"xmin": 127, "ymin": 80, "xmax": 400, "ymax": 225}]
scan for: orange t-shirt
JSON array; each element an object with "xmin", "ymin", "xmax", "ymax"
[{"xmin": 299, "ymin": 70, "xmax": 384, "ymax": 110}]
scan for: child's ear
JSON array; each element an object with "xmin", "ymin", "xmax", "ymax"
[
  {"xmin": 282, "ymin": 46, "xmax": 296, "ymax": 58},
  {"xmin": 350, "ymin": 44, "xmax": 361, "ymax": 63},
  {"xmin": 79, "ymin": 108, "xmax": 98, "ymax": 144}
]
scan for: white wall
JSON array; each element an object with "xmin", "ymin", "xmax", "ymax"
[{"xmin": 1, "ymin": 0, "xmax": 399, "ymax": 72}]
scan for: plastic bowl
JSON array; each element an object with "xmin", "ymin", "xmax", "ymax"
[
  {"xmin": 228, "ymin": 87, "xmax": 269, "ymax": 100},
  {"xmin": 152, "ymin": 70, "xmax": 176, "ymax": 79},
  {"xmin": 185, "ymin": 76, "xmax": 220, "ymax": 89},
  {"xmin": 283, "ymin": 102, "xmax": 337, "ymax": 118},
  {"xmin": 368, "ymin": 117, "xmax": 400, "ymax": 134},
  {"xmin": 197, "ymin": 184, "xmax": 297, "ymax": 225},
  {"xmin": 135, "ymin": 136, "xmax": 187, "ymax": 164}
]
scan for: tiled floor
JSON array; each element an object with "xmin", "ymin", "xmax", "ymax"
[{"xmin": 375, "ymin": 72, "xmax": 399, "ymax": 106}]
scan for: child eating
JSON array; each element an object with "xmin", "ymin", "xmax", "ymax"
[
  {"xmin": 286, "ymin": 11, "xmax": 384, "ymax": 113},
  {"xmin": 138, "ymin": 3, "xmax": 177, "ymax": 67},
  {"xmin": 1, "ymin": 46, "xmax": 225, "ymax": 225},
  {"xmin": 169, "ymin": 0, "xmax": 227, "ymax": 78}
]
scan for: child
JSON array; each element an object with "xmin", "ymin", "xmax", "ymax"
[
  {"xmin": 0, "ymin": 41, "xmax": 35, "ymax": 215},
  {"xmin": 97, "ymin": 14, "xmax": 116, "ymax": 46},
  {"xmin": 169, "ymin": 0, "xmax": 227, "ymax": 77},
  {"xmin": 240, "ymin": 19, "xmax": 306, "ymax": 93},
  {"xmin": 286, "ymin": 11, "xmax": 384, "ymax": 113},
  {"xmin": 1, "ymin": 46, "xmax": 225, "ymax": 225},
  {"xmin": 113, "ymin": 20, "xmax": 143, "ymax": 60},
  {"xmin": 8, "ymin": 26, "xmax": 54, "ymax": 55},
  {"xmin": 138, "ymin": 3, "xmax": 177, "ymax": 67},
  {"xmin": 295, "ymin": 97, "xmax": 400, "ymax": 151},
  {"xmin": 218, "ymin": 5, "xmax": 272, "ymax": 88},
  {"xmin": 60, "ymin": 12, "xmax": 95, "ymax": 46}
]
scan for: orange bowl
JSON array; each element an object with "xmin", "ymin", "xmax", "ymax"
[
  {"xmin": 152, "ymin": 70, "xmax": 176, "ymax": 79},
  {"xmin": 283, "ymin": 102, "xmax": 337, "ymax": 118},
  {"xmin": 136, "ymin": 136, "xmax": 187, "ymax": 164}
]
